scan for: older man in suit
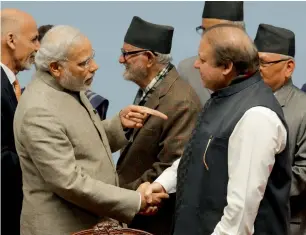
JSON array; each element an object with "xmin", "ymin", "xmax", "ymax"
[
  {"xmin": 178, "ymin": 1, "xmax": 245, "ymax": 105},
  {"xmin": 254, "ymin": 23, "xmax": 306, "ymax": 235},
  {"xmin": 13, "ymin": 25, "xmax": 168, "ymax": 235},
  {"xmin": 1, "ymin": 8, "xmax": 40, "ymax": 235},
  {"xmin": 116, "ymin": 16, "xmax": 201, "ymax": 235}
]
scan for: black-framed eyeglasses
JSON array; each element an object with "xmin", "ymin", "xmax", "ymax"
[
  {"xmin": 260, "ymin": 58, "xmax": 290, "ymax": 67},
  {"xmin": 196, "ymin": 26, "xmax": 206, "ymax": 35},
  {"xmin": 121, "ymin": 48, "xmax": 157, "ymax": 60}
]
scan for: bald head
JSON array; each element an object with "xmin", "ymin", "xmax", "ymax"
[
  {"xmin": 202, "ymin": 24, "xmax": 259, "ymax": 75},
  {"xmin": 1, "ymin": 8, "xmax": 36, "ymax": 36},
  {"xmin": 1, "ymin": 8, "xmax": 39, "ymax": 74}
]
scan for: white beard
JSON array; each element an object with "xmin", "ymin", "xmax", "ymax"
[
  {"xmin": 123, "ymin": 63, "xmax": 148, "ymax": 83},
  {"xmin": 58, "ymin": 69, "xmax": 91, "ymax": 92}
]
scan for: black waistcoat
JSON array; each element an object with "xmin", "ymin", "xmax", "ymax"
[{"xmin": 174, "ymin": 73, "xmax": 291, "ymax": 235}]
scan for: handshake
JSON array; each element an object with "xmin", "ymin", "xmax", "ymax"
[{"xmin": 136, "ymin": 182, "xmax": 169, "ymax": 216}]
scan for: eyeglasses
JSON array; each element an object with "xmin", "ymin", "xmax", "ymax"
[
  {"xmin": 120, "ymin": 48, "xmax": 157, "ymax": 61},
  {"xmin": 78, "ymin": 50, "xmax": 95, "ymax": 69},
  {"xmin": 62, "ymin": 50, "xmax": 95, "ymax": 69},
  {"xmin": 259, "ymin": 58, "xmax": 290, "ymax": 67},
  {"xmin": 196, "ymin": 26, "xmax": 206, "ymax": 35}
]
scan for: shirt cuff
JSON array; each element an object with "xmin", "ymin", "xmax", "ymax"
[{"xmin": 155, "ymin": 176, "xmax": 176, "ymax": 194}]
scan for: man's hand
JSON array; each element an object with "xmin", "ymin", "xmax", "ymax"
[
  {"xmin": 136, "ymin": 182, "xmax": 169, "ymax": 216},
  {"xmin": 144, "ymin": 182, "xmax": 167, "ymax": 204},
  {"xmin": 119, "ymin": 105, "xmax": 168, "ymax": 129}
]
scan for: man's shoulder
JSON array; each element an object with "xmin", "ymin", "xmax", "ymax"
[
  {"xmin": 162, "ymin": 75, "xmax": 201, "ymax": 109},
  {"xmin": 177, "ymin": 56, "xmax": 198, "ymax": 69},
  {"xmin": 286, "ymin": 84, "xmax": 306, "ymax": 114},
  {"xmin": 17, "ymin": 77, "xmax": 65, "ymax": 116},
  {"xmin": 291, "ymin": 84, "xmax": 306, "ymax": 99}
]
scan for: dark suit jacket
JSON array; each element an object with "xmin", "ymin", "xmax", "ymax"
[
  {"xmin": 1, "ymin": 67, "xmax": 22, "ymax": 235},
  {"xmin": 117, "ymin": 67, "xmax": 201, "ymax": 235},
  {"xmin": 275, "ymin": 80, "xmax": 306, "ymax": 235},
  {"xmin": 301, "ymin": 83, "xmax": 306, "ymax": 92},
  {"xmin": 84, "ymin": 90, "xmax": 109, "ymax": 120}
]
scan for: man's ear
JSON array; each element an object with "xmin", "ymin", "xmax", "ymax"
[
  {"xmin": 284, "ymin": 59, "xmax": 295, "ymax": 79},
  {"xmin": 49, "ymin": 62, "xmax": 62, "ymax": 78},
  {"xmin": 145, "ymin": 51, "xmax": 156, "ymax": 68},
  {"xmin": 6, "ymin": 32, "xmax": 17, "ymax": 50},
  {"xmin": 222, "ymin": 61, "xmax": 234, "ymax": 76}
]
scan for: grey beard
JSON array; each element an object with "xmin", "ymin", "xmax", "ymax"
[
  {"xmin": 123, "ymin": 65, "xmax": 148, "ymax": 83},
  {"xmin": 58, "ymin": 69, "xmax": 90, "ymax": 92}
]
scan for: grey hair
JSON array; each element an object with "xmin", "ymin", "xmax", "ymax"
[
  {"xmin": 231, "ymin": 21, "xmax": 246, "ymax": 30},
  {"xmin": 35, "ymin": 25, "xmax": 85, "ymax": 71},
  {"xmin": 155, "ymin": 52, "xmax": 173, "ymax": 65},
  {"xmin": 204, "ymin": 24, "xmax": 259, "ymax": 75}
]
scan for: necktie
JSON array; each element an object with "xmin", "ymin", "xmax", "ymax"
[{"xmin": 13, "ymin": 79, "xmax": 21, "ymax": 101}]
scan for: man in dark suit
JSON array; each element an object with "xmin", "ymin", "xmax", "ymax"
[
  {"xmin": 255, "ymin": 23, "xmax": 306, "ymax": 235},
  {"xmin": 1, "ymin": 8, "xmax": 40, "ymax": 235},
  {"xmin": 177, "ymin": 1, "xmax": 245, "ymax": 106},
  {"xmin": 116, "ymin": 16, "xmax": 201, "ymax": 235}
]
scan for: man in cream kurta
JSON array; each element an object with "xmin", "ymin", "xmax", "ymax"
[{"xmin": 13, "ymin": 25, "xmax": 167, "ymax": 235}]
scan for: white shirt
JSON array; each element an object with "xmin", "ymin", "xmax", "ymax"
[
  {"xmin": 1, "ymin": 62, "xmax": 16, "ymax": 85},
  {"xmin": 155, "ymin": 106, "xmax": 287, "ymax": 235}
]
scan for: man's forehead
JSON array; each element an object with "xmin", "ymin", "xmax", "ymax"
[
  {"xmin": 123, "ymin": 42, "xmax": 142, "ymax": 51},
  {"xmin": 202, "ymin": 18, "xmax": 231, "ymax": 28},
  {"xmin": 67, "ymin": 38, "xmax": 92, "ymax": 60},
  {"xmin": 258, "ymin": 52, "xmax": 282, "ymax": 59},
  {"xmin": 20, "ymin": 19, "xmax": 38, "ymax": 35},
  {"xmin": 199, "ymin": 37, "xmax": 209, "ymax": 49}
]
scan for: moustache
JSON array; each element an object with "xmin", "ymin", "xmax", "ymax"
[
  {"xmin": 123, "ymin": 63, "xmax": 130, "ymax": 70},
  {"xmin": 29, "ymin": 52, "xmax": 37, "ymax": 63}
]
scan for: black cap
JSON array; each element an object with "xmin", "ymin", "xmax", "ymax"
[
  {"xmin": 202, "ymin": 1, "xmax": 244, "ymax": 21},
  {"xmin": 254, "ymin": 23, "xmax": 295, "ymax": 57},
  {"xmin": 124, "ymin": 16, "xmax": 174, "ymax": 54}
]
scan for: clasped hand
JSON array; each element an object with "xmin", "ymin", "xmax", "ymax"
[{"xmin": 137, "ymin": 182, "xmax": 168, "ymax": 216}]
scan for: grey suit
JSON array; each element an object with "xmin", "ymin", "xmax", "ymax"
[
  {"xmin": 177, "ymin": 56, "xmax": 211, "ymax": 106},
  {"xmin": 275, "ymin": 79, "xmax": 306, "ymax": 235},
  {"xmin": 13, "ymin": 70, "xmax": 140, "ymax": 235}
]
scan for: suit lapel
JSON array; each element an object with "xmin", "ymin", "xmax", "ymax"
[
  {"xmin": 120, "ymin": 67, "xmax": 180, "ymax": 156},
  {"xmin": 275, "ymin": 79, "xmax": 294, "ymax": 107},
  {"xmin": 79, "ymin": 91, "xmax": 115, "ymax": 168},
  {"xmin": 133, "ymin": 67, "xmax": 179, "ymax": 140},
  {"xmin": 1, "ymin": 68, "xmax": 17, "ymax": 109}
]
